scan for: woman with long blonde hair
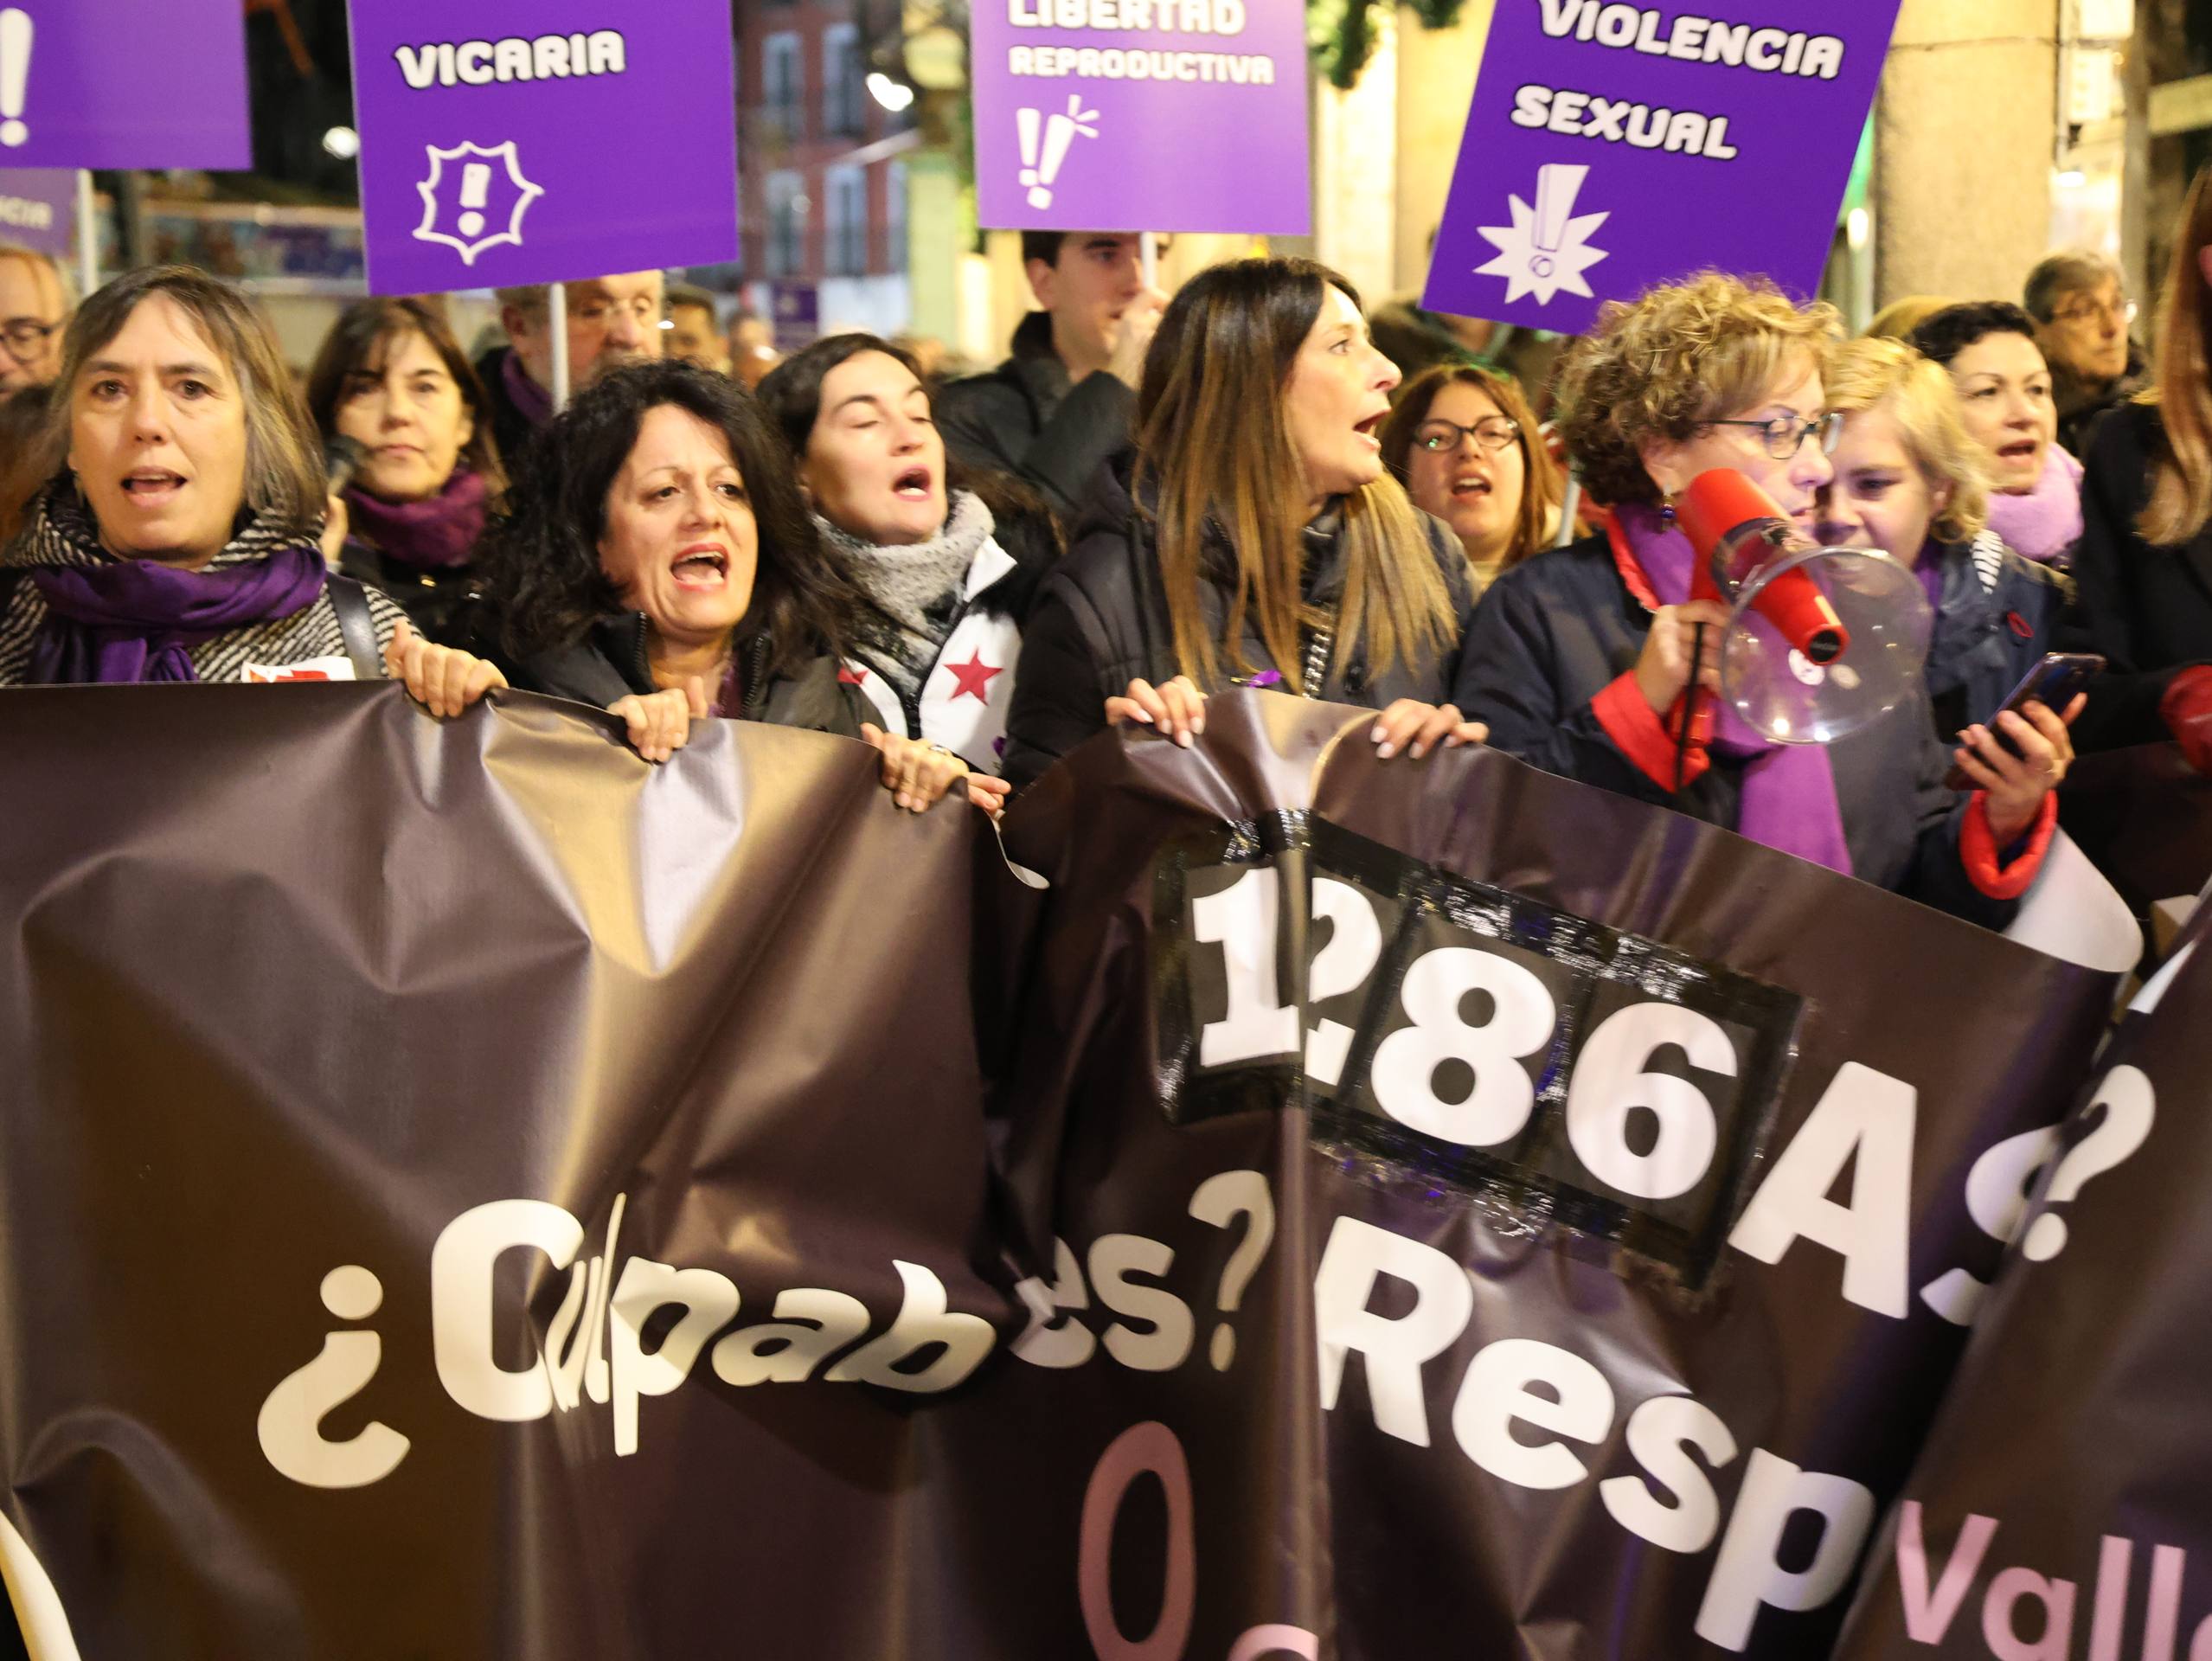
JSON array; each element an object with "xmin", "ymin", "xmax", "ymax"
[
  {"xmin": 1001, "ymin": 257, "xmax": 1483, "ymax": 786},
  {"xmin": 2072, "ymin": 160, "xmax": 2212, "ymax": 765}
]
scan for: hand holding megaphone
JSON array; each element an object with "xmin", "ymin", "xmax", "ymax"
[{"xmin": 1651, "ymin": 469, "xmax": 1932, "ymax": 789}]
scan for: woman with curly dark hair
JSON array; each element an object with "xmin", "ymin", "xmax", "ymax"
[{"xmin": 480, "ymin": 359, "xmax": 1007, "ymax": 813}]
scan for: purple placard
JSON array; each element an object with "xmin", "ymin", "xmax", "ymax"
[
  {"xmin": 346, "ymin": 3, "xmax": 738, "ymax": 295},
  {"xmin": 0, "ymin": 168, "xmax": 73, "ymax": 259},
  {"xmin": 1425, "ymin": 0, "xmax": 1901, "ymax": 334},
  {"xmin": 971, "ymin": 0, "xmax": 1309, "ymax": 234},
  {"xmin": 0, "ymin": 1, "xmax": 248, "ymax": 169}
]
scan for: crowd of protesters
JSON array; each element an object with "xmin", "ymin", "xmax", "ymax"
[{"xmin": 2, "ymin": 158, "xmax": 2209, "ymax": 926}]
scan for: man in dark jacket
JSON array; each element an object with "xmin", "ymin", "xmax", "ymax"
[
  {"xmin": 2024, "ymin": 249, "xmax": 2146, "ymax": 459},
  {"xmin": 936, "ymin": 232, "xmax": 1165, "ymax": 523},
  {"xmin": 471, "ymin": 271, "xmax": 666, "ymax": 465}
]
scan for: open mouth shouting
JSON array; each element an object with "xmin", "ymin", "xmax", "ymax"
[
  {"xmin": 120, "ymin": 467, "xmax": 188, "ymax": 508},
  {"xmin": 1996, "ymin": 437, "xmax": 2041, "ymax": 467},
  {"xmin": 670, "ymin": 542, "xmax": 730, "ymax": 590},
  {"xmin": 1449, "ymin": 471, "xmax": 1493, "ymax": 501},
  {"xmin": 1354, "ymin": 410, "xmax": 1388, "ymax": 453},
  {"xmin": 892, "ymin": 465, "xmax": 934, "ymax": 502}
]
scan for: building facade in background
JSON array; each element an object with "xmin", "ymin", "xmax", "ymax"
[{"xmin": 737, "ymin": 0, "xmax": 916, "ymax": 343}]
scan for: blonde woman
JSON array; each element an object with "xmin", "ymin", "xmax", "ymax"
[
  {"xmin": 1816, "ymin": 336, "xmax": 2072, "ymax": 738},
  {"xmin": 1452, "ymin": 273, "xmax": 2072, "ymax": 925},
  {"xmin": 2072, "ymin": 160, "xmax": 2212, "ymax": 766},
  {"xmin": 1002, "ymin": 257, "xmax": 1484, "ymax": 786}
]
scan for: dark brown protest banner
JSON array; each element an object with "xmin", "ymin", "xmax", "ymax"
[
  {"xmin": 1831, "ymin": 907, "xmax": 2211, "ymax": 1661},
  {"xmin": 0, "ymin": 685, "xmax": 2118, "ymax": 1658},
  {"xmin": 991, "ymin": 691, "xmax": 2120, "ymax": 1658}
]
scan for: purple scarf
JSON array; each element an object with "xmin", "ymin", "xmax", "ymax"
[
  {"xmin": 1616, "ymin": 505, "xmax": 1855, "ymax": 875},
  {"xmin": 28, "ymin": 541, "xmax": 328, "ymax": 683},
  {"xmin": 1984, "ymin": 444, "xmax": 2083, "ymax": 568},
  {"xmin": 343, "ymin": 468, "xmax": 487, "ymax": 571},
  {"xmin": 502, "ymin": 350, "xmax": 554, "ymax": 433}
]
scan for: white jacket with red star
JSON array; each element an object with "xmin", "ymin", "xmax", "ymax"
[{"xmin": 835, "ymin": 504, "xmax": 1060, "ymax": 776}]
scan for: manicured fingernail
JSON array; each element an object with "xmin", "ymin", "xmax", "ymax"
[
  {"xmin": 1410, "ymin": 741, "xmax": 1427, "ymax": 759},
  {"xmin": 1132, "ymin": 709, "xmax": 1153, "ymax": 723},
  {"xmin": 1190, "ymin": 716, "xmax": 1204, "ymax": 735},
  {"xmin": 1375, "ymin": 741, "xmax": 1395, "ymax": 759},
  {"xmin": 1176, "ymin": 729, "xmax": 1193, "ymax": 748},
  {"xmin": 1370, "ymin": 724, "xmax": 1388, "ymax": 743}
]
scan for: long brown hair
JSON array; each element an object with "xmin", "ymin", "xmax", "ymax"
[
  {"xmin": 304, "ymin": 297, "xmax": 509, "ymax": 502},
  {"xmin": 1132, "ymin": 256, "xmax": 1456, "ymax": 690},
  {"xmin": 2142, "ymin": 162, "xmax": 2212, "ymax": 546},
  {"xmin": 1381, "ymin": 362, "xmax": 1564, "ymax": 574},
  {"xmin": 4, "ymin": 265, "xmax": 323, "ymax": 542}
]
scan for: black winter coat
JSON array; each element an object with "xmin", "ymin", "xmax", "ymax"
[
  {"xmin": 1452, "ymin": 534, "xmax": 2024, "ymax": 929},
  {"xmin": 1003, "ymin": 459, "xmax": 1478, "ymax": 787},
  {"xmin": 935, "ymin": 311, "xmax": 1137, "ymax": 523},
  {"xmin": 2068, "ymin": 401, "xmax": 2212, "ymax": 752},
  {"xmin": 471, "ymin": 346, "xmax": 545, "ymax": 484},
  {"xmin": 502, "ymin": 615, "xmax": 868, "ymax": 737},
  {"xmin": 337, "ymin": 540, "xmax": 478, "ymax": 645}
]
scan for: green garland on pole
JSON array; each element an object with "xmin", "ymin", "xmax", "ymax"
[{"xmin": 1311, "ymin": 0, "xmax": 1472, "ymax": 89}]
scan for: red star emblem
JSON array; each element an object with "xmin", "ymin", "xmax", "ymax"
[
  {"xmin": 945, "ymin": 651, "xmax": 1003, "ymax": 703},
  {"xmin": 838, "ymin": 664, "xmax": 869, "ymax": 685}
]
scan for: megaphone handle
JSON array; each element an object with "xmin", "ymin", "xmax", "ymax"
[{"xmin": 1675, "ymin": 621, "xmax": 1707, "ymax": 793}]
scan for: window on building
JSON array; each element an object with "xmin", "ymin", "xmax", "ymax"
[
  {"xmin": 884, "ymin": 161, "xmax": 908, "ymax": 274},
  {"xmin": 767, "ymin": 170, "xmax": 809, "ymax": 279},
  {"xmin": 763, "ymin": 32, "xmax": 804, "ymax": 143},
  {"xmin": 823, "ymin": 24, "xmax": 865, "ymax": 138},
  {"xmin": 825, "ymin": 165, "xmax": 867, "ymax": 278}
]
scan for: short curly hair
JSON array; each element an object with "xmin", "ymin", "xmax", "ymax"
[
  {"xmin": 1555, "ymin": 272, "xmax": 1840, "ymax": 508},
  {"xmin": 1907, "ymin": 301, "xmax": 2038, "ymax": 369}
]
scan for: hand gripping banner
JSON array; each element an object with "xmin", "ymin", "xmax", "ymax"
[{"xmin": 0, "ymin": 686, "xmax": 2119, "ymax": 1658}]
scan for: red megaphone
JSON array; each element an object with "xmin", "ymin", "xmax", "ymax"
[{"xmin": 1675, "ymin": 469, "xmax": 1850, "ymax": 665}]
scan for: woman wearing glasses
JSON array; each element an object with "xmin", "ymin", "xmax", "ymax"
[
  {"xmin": 2023, "ymin": 249, "xmax": 2145, "ymax": 459},
  {"xmin": 1381, "ymin": 363, "xmax": 1565, "ymax": 592},
  {"xmin": 1452, "ymin": 273, "xmax": 2068, "ymax": 925}
]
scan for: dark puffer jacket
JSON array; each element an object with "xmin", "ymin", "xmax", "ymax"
[
  {"xmin": 1003, "ymin": 457, "xmax": 1478, "ymax": 786},
  {"xmin": 1451, "ymin": 533, "xmax": 2047, "ymax": 928},
  {"xmin": 1921, "ymin": 528, "xmax": 2072, "ymax": 738},
  {"xmin": 934, "ymin": 311, "xmax": 1137, "ymax": 524},
  {"xmin": 502, "ymin": 614, "xmax": 868, "ymax": 736}
]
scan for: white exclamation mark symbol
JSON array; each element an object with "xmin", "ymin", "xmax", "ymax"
[
  {"xmin": 1015, "ymin": 98, "xmax": 1099, "ymax": 209},
  {"xmin": 1016, "ymin": 109, "xmax": 1042, "ymax": 200},
  {"xmin": 1528, "ymin": 163, "xmax": 1587, "ymax": 281},
  {"xmin": 0, "ymin": 9, "xmax": 31, "ymax": 149},
  {"xmin": 456, "ymin": 162, "xmax": 490, "ymax": 238}
]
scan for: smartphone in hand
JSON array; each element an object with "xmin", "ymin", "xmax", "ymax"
[{"xmin": 1943, "ymin": 652, "xmax": 2103, "ymax": 791}]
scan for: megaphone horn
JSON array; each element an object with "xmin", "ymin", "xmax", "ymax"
[
  {"xmin": 1677, "ymin": 469, "xmax": 1849, "ymax": 665},
  {"xmin": 1669, "ymin": 467, "xmax": 1933, "ymax": 751}
]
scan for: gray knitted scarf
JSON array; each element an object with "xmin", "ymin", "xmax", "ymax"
[{"xmin": 815, "ymin": 489, "xmax": 994, "ymax": 702}]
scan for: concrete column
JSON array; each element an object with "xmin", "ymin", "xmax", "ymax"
[
  {"xmin": 1312, "ymin": 9, "xmax": 1399, "ymax": 305},
  {"xmin": 1874, "ymin": 0, "xmax": 2061, "ymax": 307},
  {"xmin": 1394, "ymin": 0, "xmax": 1496, "ymax": 296}
]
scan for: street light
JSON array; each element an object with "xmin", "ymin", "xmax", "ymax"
[{"xmin": 866, "ymin": 72, "xmax": 915, "ymax": 113}]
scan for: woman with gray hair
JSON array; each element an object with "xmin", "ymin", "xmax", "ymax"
[
  {"xmin": 2023, "ymin": 247, "xmax": 2145, "ymax": 458},
  {"xmin": 0, "ymin": 265, "xmax": 505, "ymax": 714}
]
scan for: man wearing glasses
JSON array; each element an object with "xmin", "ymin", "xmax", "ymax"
[
  {"xmin": 2023, "ymin": 249, "xmax": 2145, "ymax": 458},
  {"xmin": 474, "ymin": 271, "xmax": 665, "ymax": 464},
  {"xmin": 0, "ymin": 243, "xmax": 69, "ymax": 394}
]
